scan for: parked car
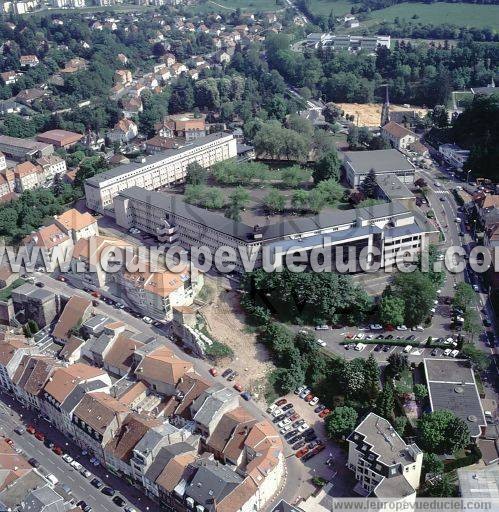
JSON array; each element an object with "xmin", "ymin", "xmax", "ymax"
[
  {"xmin": 52, "ymin": 446, "xmax": 63, "ymax": 455},
  {"xmin": 241, "ymin": 392, "xmax": 251, "ymax": 401},
  {"xmin": 295, "ymin": 385, "xmax": 305, "ymax": 395},
  {"xmin": 396, "ymin": 325, "xmax": 408, "ymax": 331},
  {"xmin": 369, "ymin": 324, "xmax": 383, "ymax": 330},
  {"xmin": 276, "ymin": 398, "xmax": 287, "ymax": 407},
  {"xmin": 403, "ymin": 345, "xmax": 413, "ymax": 353},
  {"xmin": 382, "ymin": 345, "xmax": 390, "ymax": 352},
  {"xmin": 227, "ymin": 371, "xmax": 238, "ymax": 382},
  {"xmin": 315, "ymin": 325, "xmax": 329, "ymax": 330},
  {"xmin": 309, "ymin": 396, "xmax": 319, "ymax": 407},
  {"xmin": 112, "ymin": 496, "xmax": 126, "ymax": 507},
  {"xmin": 299, "ymin": 388, "xmax": 311, "ymax": 399},
  {"xmin": 34, "ymin": 432, "xmax": 45, "ymax": 442},
  {"xmin": 316, "ymin": 338, "xmax": 327, "ymax": 347},
  {"xmin": 314, "ymin": 404, "xmax": 325, "ymax": 413},
  {"xmin": 222, "ymin": 369, "xmax": 232, "ymax": 378},
  {"xmin": 267, "ymin": 403, "xmax": 277, "ymax": 414},
  {"xmin": 81, "ymin": 469, "xmax": 92, "ymax": 478},
  {"xmin": 278, "ymin": 418, "xmax": 292, "ymax": 428},
  {"xmin": 431, "ymin": 348, "xmax": 439, "ymax": 356},
  {"xmin": 292, "ymin": 440, "xmax": 306, "ymax": 450},
  {"xmin": 292, "ymin": 419, "xmax": 305, "ymax": 428},
  {"xmin": 142, "ymin": 316, "xmax": 153, "ymax": 324},
  {"xmin": 296, "ymin": 447, "xmax": 310, "ymax": 458},
  {"xmin": 70, "ymin": 461, "xmax": 82, "ymax": 471},
  {"xmin": 233, "ymin": 383, "xmax": 243, "ymax": 392},
  {"xmin": 304, "ymin": 394, "xmax": 314, "ymax": 403},
  {"xmin": 14, "ymin": 427, "xmax": 25, "ymax": 435},
  {"xmin": 62, "ymin": 454, "xmax": 74, "ymax": 464},
  {"xmin": 282, "ymin": 403, "xmax": 293, "ymax": 411},
  {"xmin": 90, "ymin": 478, "xmax": 103, "ymax": 489},
  {"xmin": 284, "ymin": 430, "xmax": 298, "ymax": 440},
  {"xmin": 284, "ymin": 409, "xmax": 295, "ymax": 418},
  {"xmin": 209, "ymin": 368, "xmax": 217, "ymax": 377},
  {"xmin": 297, "ymin": 423, "xmax": 310, "ymax": 433},
  {"xmin": 319, "ymin": 409, "xmax": 330, "ymax": 419},
  {"xmin": 272, "ymin": 408, "xmax": 284, "ymax": 418},
  {"xmin": 101, "ymin": 487, "xmax": 115, "ymax": 497},
  {"xmin": 28, "ymin": 458, "xmax": 40, "ymax": 468},
  {"xmin": 27, "ymin": 425, "xmax": 36, "ymax": 434}
]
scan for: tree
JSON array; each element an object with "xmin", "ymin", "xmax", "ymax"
[
  {"xmin": 269, "ymin": 366, "xmax": 305, "ymax": 394},
  {"xmin": 418, "ymin": 410, "xmax": 470, "ymax": 454},
  {"xmin": 312, "ymin": 149, "xmax": 341, "ymax": 183},
  {"xmin": 376, "ymin": 382, "xmax": 395, "ymax": 420},
  {"xmin": 414, "ymin": 383, "xmax": 428, "ymax": 401},
  {"xmin": 342, "ymin": 358, "xmax": 366, "ymax": 397},
  {"xmin": 281, "ymin": 166, "xmax": 309, "ymax": 188},
  {"xmin": 386, "ymin": 352, "xmax": 409, "ymax": 377},
  {"xmin": 361, "ymin": 169, "xmax": 378, "ymax": 199},
  {"xmin": 431, "ymin": 105, "xmax": 449, "ymax": 128},
  {"xmin": 325, "ymin": 406, "xmax": 358, "ymax": 440},
  {"xmin": 391, "ymin": 271, "xmax": 436, "ymax": 327},
  {"xmin": 462, "ymin": 309, "xmax": 482, "ymax": 341},
  {"xmin": 225, "ymin": 187, "xmax": 250, "ymax": 222},
  {"xmin": 394, "ymin": 416, "xmax": 408, "ymax": 436},
  {"xmin": 379, "ymin": 295, "xmax": 405, "ymax": 327},
  {"xmin": 291, "ymin": 189, "xmax": 309, "ymax": 210},
  {"xmin": 364, "ymin": 354, "xmax": 381, "ymax": 400},
  {"xmin": 453, "ymin": 283, "xmax": 476, "ymax": 312},
  {"xmin": 461, "ymin": 343, "xmax": 490, "ymax": 371},
  {"xmin": 263, "ymin": 189, "xmax": 286, "ymax": 213},
  {"xmin": 52, "ymin": 173, "xmax": 64, "ymax": 197},
  {"xmin": 185, "ymin": 162, "xmax": 206, "ymax": 186},
  {"xmin": 347, "ymin": 126, "xmax": 359, "ymax": 148},
  {"xmin": 426, "ymin": 475, "xmax": 456, "ymax": 497},
  {"xmin": 422, "ymin": 452, "xmax": 444, "ymax": 477}
]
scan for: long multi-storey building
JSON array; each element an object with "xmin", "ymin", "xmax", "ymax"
[
  {"xmin": 114, "ymin": 186, "xmax": 437, "ymax": 273},
  {"xmin": 84, "ymin": 132, "xmax": 237, "ymax": 213},
  {"xmin": 306, "ymin": 33, "xmax": 391, "ymax": 53}
]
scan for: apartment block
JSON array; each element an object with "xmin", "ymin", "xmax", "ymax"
[{"xmin": 84, "ymin": 132, "xmax": 237, "ymax": 212}]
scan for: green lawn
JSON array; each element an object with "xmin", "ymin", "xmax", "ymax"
[
  {"xmin": 191, "ymin": 0, "xmax": 283, "ymax": 13},
  {"xmin": 394, "ymin": 368, "xmax": 414, "ymax": 395},
  {"xmin": 368, "ymin": 2, "xmax": 499, "ymax": 30},
  {"xmin": 308, "ymin": 0, "xmax": 355, "ymax": 16},
  {"xmin": 0, "ymin": 278, "xmax": 25, "ymax": 302}
]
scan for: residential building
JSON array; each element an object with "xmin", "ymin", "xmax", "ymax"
[
  {"xmin": 20, "ymin": 55, "xmax": 39, "ymax": 67},
  {"xmin": 0, "ymin": 333, "xmax": 37, "ymax": 391},
  {"xmin": 114, "ymin": 69, "xmax": 133, "ymax": 85},
  {"xmin": 0, "ymin": 135, "xmax": 53, "ymax": 161},
  {"xmin": 145, "ymin": 135, "xmax": 184, "ymax": 154},
  {"xmin": 13, "ymin": 161, "xmax": 43, "ymax": 192},
  {"xmin": 458, "ymin": 464, "xmax": 499, "ymax": 499},
  {"xmin": 53, "ymin": 208, "xmax": 99, "ymax": 242},
  {"xmin": 84, "ymin": 132, "xmax": 237, "ymax": 212},
  {"xmin": 381, "ymin": 121, "xmax": 418, "ymax": 151},
  {"xmin": 22, "ymin": 223, "xmax": 74, "ymax": 270},
  {"xmin": 122, "ymin": 97, "xmax": 143, "ymax": 118},
  {"xmin": 35, "ymin": 154, "xmax": 66, "ymax": 182},
  {"xmin": 16, "ymin": 88, "xmax": 46, "ymax": 105},
  {"xmin": 343, "ymin": 149, "xmax": 415, "ymax": 187},
  {"xmin": 439, "ymin": 143, "xmax": 470, "ymax": 170},
  {"xmin": 134, "ymin": 343, "xmax": 193, "ymax": 396},
  {"xmin": 107, "ymin": 118, "xmax": 139, "ymax": 144},
  {"xmin": 423, "ymin": 358, "xmax": 486, "ymax": 438},
  {"xmin": 155, "ymin": 113, "xmax": 207, "ymax": 141},
  {"xmin": 347, "ymin": 413, "xmax": 423, "ymax": 502},
  {"xmin": 52, "ymin": 295, "xmax": 93, "ymax": 344},
  {"xmin": 36, "ymin": 129, "xmax": 83, "ymax": 148}
]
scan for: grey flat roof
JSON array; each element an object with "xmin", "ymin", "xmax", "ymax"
[
  {"xmin": 377, "ymin": 174, "xmax": 415, "ymax": 200},
  {"xmin": 86, "ymin": 132, "xmax": 232, "ymax": 186},
  {"xmin": 374, "ymin": 474, "xmax": 415, "ymax": 498},
  {"xmin": 120, "ymin": 186, "xmax": 410, "ymax": 243},
  {"xmin": 458, "ymin": 464, "xmax": 499, "ymax": 498},
  {"xmin": 424, "ymin": 359, "xmax": 486, "ymax": 438},
  {"xmin": 344, "ymin": 149, "xmax": 414, "ymax": 174}
]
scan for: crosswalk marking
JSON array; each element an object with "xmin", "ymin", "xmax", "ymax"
[{"xmin": 433, "ymin": 189, "xmax": 450, "ymax": 195}]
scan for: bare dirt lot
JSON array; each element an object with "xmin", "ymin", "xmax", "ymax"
[
  {"xmin": 200, "ymin": 280, "xmax": 274, "ymax": 400},
  {"xmin": 336, "ymin": 102, "xmax": 428, "ymax": 127}
]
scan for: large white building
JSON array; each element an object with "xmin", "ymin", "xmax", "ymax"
[
  {"xmin": 114, "ymin": 187, "xmax": 436, "ymax": 274},
  {"xmin": 306, "ymin": 33, "xmax": 390, "ymax": 53},
  {"xmin": 438, "ymin": 143, "xmax": 470, "ymax": 170},
  {"xmin": 347, "ymin": 413, "xmax": 423, "ymax": 503},
  {"xmin": 84, "ymin": 132, "xmax": 237, "ymax": 213}
]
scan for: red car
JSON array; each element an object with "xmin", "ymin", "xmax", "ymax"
[
  {"xmin": 314, "ymin": 443, "xmax": 326, "ymax": 454},
  {"xmin": 52, "ymin": 446, "xmax": 63, "ymax": 455},
  {"xmin": 233, "ymin": 383, "xmax": 243, "ymax": 392},
  {"xmin": 27, "ymin": 425, "xmax": 36, "ymax": 434},
  {"xmin": 319, "ymin": 408, "xmax": 331, "ymax": 419},
  {"xmin": 34, "ymin": 432, "xmax": 45, "ymax": 441},
  {"xmin": 289, "ymin": 413, "xmax": 299, "ymax": 422},
  {"xmin": 275, "ymin": 398, "xmax": 287, "ymax": 407},
  {"xmin": 304, "ymin": 394, "xmax": 314, "ymax": 403},
  {"xmin": 57, "ymin": 275, "xmax": 66, "ymax": 282},
  {"xmin": 209, "ymin": 368, "xmax": 218, "ymax": 377},
  {"xmin": 4, "ymin": 438, "xmax": 13, "ymax": 445},
  {"xmin": 345, "ymin": 332, "xmax": 353, "ymax": 339},
  {"xmin": 296, "ymin": 447, "xmax": 310, "ymax": 458}
]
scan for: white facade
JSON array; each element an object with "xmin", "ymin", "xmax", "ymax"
[
  {"xmin": 439, "ymin": 143, "xmax": 470, "ymax": 170},
  {"xmin": 84, "ymin": 133, "xmax": 237, "ymax": 212}
]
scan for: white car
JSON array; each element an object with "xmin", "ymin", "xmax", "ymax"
[
  {"xmin": 403, "ymin": 345, "xmax": 413, "ymax": 353},
  {"xmin": 142, "ymin": 316, "xmax": 153, "ymax": 324},
  {"xmin": 473, "ymin": 284, "xmax": 480, "ymax": 292},
  {"xmin": 396, "ymin": 325, "xmax": 408, "ymax": 331},
  {"xmin": 354, "ymin": 333, "xmax": 365, "ymax": 340},
  {"xmin": 295, "ymin": 385, "xmax": 306, "ymax": 395},
  {"xmin": 436, "ymin": 289, "xmax": 442, "ymax": 294},
  {"xmin": 70, "ymin": 461, "xmax": 82, "ymax": 471},
  {"xmin": 433, "ymin": 300, "xmax": 439, "ymax": 305},
  {"xmin": 354, "ymin": 343, "xmax": 366, "ymax": 351},
  {"xmin": 297, "ymin": 423, "xmax": 310, "ymax": 433},
  {"xmin": 430, "ymin": 308, "xmax": 436, "ymax": 314},
  {"xmin": 315, "ymin": 325, "xmax": 329, "ymax": 330},
  {"xmin": 365, "ymin": 334, "xmax": 374, "ymax": 340},
  {"xmin": 267, "ymin": 404, "xmax": 278, "ymax": 414},
  {"xmin": 443, "ymin": 348, "xmax": 452, "ymax": 356},
  {"xmin": 278, "ymin": 418, "xmax": 292, "ymax": 428},
  {"xmin": 370, "ymin": 324, "xmax": 383, "ymax": 330},
  {"xmin": 434, "ymin": 181, "xmax": 441, "ymax": 187},
  {"xmin": 309, "ymin": 396, "xmax": 319, "ymax": 406},
  {"xmin": 299, "ymin": 388, "xmax": 311, "ymax": 399},
  {"xmin": 272, "ymin": 408, "xmax": 284, "ymax": 418},
  {"xmin": 280, "ymin": 424, "xmax": 293, "ymax": 434},
  {"xmin": 80, "ymin": 469, "xmax": 92, "ymax": 478},
  {"xmin": 450, "ymin": 349, "xmax": 460, "ymax": 357},
  {"xmin": 316, "ymin": 339, "xmax": 327, "ymax": 347},
  {"xmin": 455, "ymin": 217, "xmax": 462, "ymax": 223},
  {"xmin": 62, "ymin": 454, "xmax": 73, "ymax": 464}
]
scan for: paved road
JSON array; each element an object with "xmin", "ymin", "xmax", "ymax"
[{"xmin": 0, "ymin": 390, "xmax": 158, "ymax": 512}]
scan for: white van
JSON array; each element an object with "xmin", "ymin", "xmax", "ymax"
[{"xmin": 46, "ymin": 474, "xmax": 59, "ymax": 486}]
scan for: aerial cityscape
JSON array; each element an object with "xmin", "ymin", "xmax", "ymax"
[{"xmin": 0, "ymin": 0, "xmax": 496, "ymax": 511}]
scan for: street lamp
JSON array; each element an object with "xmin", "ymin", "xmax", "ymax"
[{"xmin": 466, "ymin": 169, "xmax": 472, "ymax": 184}]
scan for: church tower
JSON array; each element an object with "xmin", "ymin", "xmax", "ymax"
[{"xmin": 380, "ymin": 84, "xmax": 390, "ymax": 127}]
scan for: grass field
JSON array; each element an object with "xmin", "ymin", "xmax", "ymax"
[
  {"xmin": 191, "ymin": 0, "xmax": 284, "ymax": 13},
  {"xmin": 367, "ymin": 2, "xmax": 499, "ymax": 30},
  {"xmin": 308, "ymin": 0, "xmax": 354, "ymax": 16}
]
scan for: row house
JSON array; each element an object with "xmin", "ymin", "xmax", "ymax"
[
  {"xmin": 52, "ymin": 295, "xmax": 93, "ymax": 345},
  {"xmin": 13, "ymin": 161, "xmax": 44, "ymax": 192},
  {"xmin": 41, "ymin": 363, "xmax": 112, "ymax": 441},
  {"xmin": 0, "ymin": 333, "xmax": 38, "ymax": 391},
  {"xmin": 35, "ymin": 154, "xmax": 67, "ymax": 182}
]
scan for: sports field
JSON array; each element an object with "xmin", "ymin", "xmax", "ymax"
[{"xmin": 368, "ymin": 2, "xmax": 499, "ymax": 30}]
